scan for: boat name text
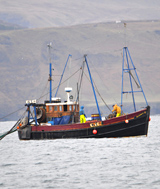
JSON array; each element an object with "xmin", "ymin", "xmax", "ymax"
[{"xmin": 90, "ymin": 122, "xmax": 102, "ymax": 127}]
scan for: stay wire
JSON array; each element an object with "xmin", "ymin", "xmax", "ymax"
[
  {"xmin": 0, "ymin": 67, "xmax": 81, "ymax": 122},
  {"xmin": 76, "ymin": 61, "xmax": 85, "ymax": 103},
  {"xmin": 37, "ymin": 67, "xmax": 82, "ymax": 101},
  {"xmin": 87, "ymin": 56, "xmax": 118, "ymax": 105},
  {"xmin": 83, "ymin": 71, "xmax": 112, "ymax": 113},
  {"xmin": 37, "ymin": 79, "xmax": 49, "ymax": 104},
  {"xmin": 0, "ymin": 106, "xmax": 26, "ymax": 121},
  {"xmin": 121, "ymin": 52, "xmax": 140, "ymax": 88}
]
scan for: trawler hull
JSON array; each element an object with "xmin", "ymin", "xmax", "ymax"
[{"xmin": 18, "ymin": 106, "xmax": 150, "ymax": 140}]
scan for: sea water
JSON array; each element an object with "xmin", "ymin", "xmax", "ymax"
[{"xmin": 0, "ymin": 115, "xmax": 160, "ymax": 189}]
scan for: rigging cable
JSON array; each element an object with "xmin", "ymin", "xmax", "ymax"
[
  {"xmin": 121, "ymin": 52, "xmax": 140, "ymax": 88},
  {"xmin": 36, "ymin": 67, "xmax": 82, "ymax": 102},
  {"xmin": 76, "ymin": 60, "xmax": 85, "ymax": 103},
  {"xmin": 87, "ymin": 56, "xmax": 119, "ymax": 106},
  {"xmin": 37, "ymin": 79, "xmax": 49, "ymax": 104},
  {"xmin": 0, "ymin": 106, "xmax": 26, "ymax": 121},
  {"xmin": 0, "ymin": 65, "xmax": 82, "ymax": 122},
  {"xmin": 83, "ymin": 71, "xmax": 112, "ymax": 113}
]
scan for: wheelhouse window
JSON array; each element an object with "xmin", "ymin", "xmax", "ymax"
[
  {"xmin": 54, "ymin": 106, "xmax": 57, "ymax": 111},
  {"xmin": 73, "ymin": 105, "xmax": 77, "ymax": 111},
  {"xmin": 49, "ymin": 106, "xmax": 52, "ymax": 112},
  {"xmin": 59, "ymin": 105, "xmax": 62, "ymax": 111},
  {"xmin": 64, "ymin": 105, "xmax": 67, "ymax": 111},
  {"xmin": 74, "ymin": 104, "xmax": 78, "ymax": 111},
  {"xmin": 69, "ymin": 105, "xmax": 72, "ymax": 111}
]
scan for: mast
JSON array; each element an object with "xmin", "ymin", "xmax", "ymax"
[
  {"xmin": 49, "ymin": 63, "xmax": 52, "ymax": 102},
  {"xmin": 47, "ymin": 42, "xmax": 52, "ymax": 103},
  {"xmin": 55, "ymin": 54, "xmax": 72, "ymax": 97},
  {"xmin": 126, "ymin": 47, "xmax": 148, "ymax": 106},
  {"xmin": 84, "ymin": 55, "xmax": 102, "ymax": 121},
  {"xmin": 121, "ymin": 47, "xmax": 148, "ymax": 112}
]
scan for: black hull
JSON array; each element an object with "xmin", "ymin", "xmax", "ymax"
[{"xmin": 18, "ymin": 106, "xmax": 150, "ymax": 140}]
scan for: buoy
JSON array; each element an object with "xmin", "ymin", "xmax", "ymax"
[
  {"xmin": 93, "ymin": 129, "xmax": 97, "ymax": 134},
  {"xmin": 125, "ymin": 119, "xmax": 129, "ymax": 123},
  {"xmin": 149, "ymin": 117, "xmax": 151, "ymax": 121}
]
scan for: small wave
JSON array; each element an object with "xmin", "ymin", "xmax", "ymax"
[
  {"xmin": 151, "ymin": 179, "xmax": 160, "ymax": 185},
  {"xmin": 5, "ymin": 171, "xmax": 17, "ymax": 175},
  {"xmin": 1, "ymin": 163, "xmax": 16, "ymax": 167},
  {"xmin": 42, "ymin": 179, "xmax": 53, "ymax": 183},
  {"xmin": 35, "ymin": 162, "xmax": 43, "ymax": 165}
]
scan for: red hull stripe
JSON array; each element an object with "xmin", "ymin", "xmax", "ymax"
[{"xmin": 31, "ymin": 108, "xmax": 147, "ymax": 132}]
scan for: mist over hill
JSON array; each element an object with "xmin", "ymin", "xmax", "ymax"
[{"xmin": 0, "ymin": 0, "xmax": 160, "ymax": 28}]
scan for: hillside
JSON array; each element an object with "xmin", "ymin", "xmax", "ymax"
[{"xmin": 0, "ymin": 20, "xmax": 160, "ymax": 120}]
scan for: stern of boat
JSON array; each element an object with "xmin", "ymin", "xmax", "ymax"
[{"xmin": 18, "ymin": 125, "xmax": 31, "ymax": 140}]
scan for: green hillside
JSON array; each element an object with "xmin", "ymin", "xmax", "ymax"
[{"xmin": 0, "ymin": 21, "xmax": 160, "ymax": 120}]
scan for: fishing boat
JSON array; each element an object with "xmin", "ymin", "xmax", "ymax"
[{"xmin": 16, "ymin": 47, "xmax": 150, "ymax": 140}]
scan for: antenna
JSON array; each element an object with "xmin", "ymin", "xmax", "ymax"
[
  {"xmin": 124, "ymin": 23, "xmax": 127, "ymax": 47},
  {"xmin": 47, "ymin": 42, "xmax": 52, "ymax": 63}
]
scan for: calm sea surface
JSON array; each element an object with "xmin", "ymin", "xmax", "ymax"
[{"xmin": 0, "ymin": 115, "xmax": 160, "ymax": 189}]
